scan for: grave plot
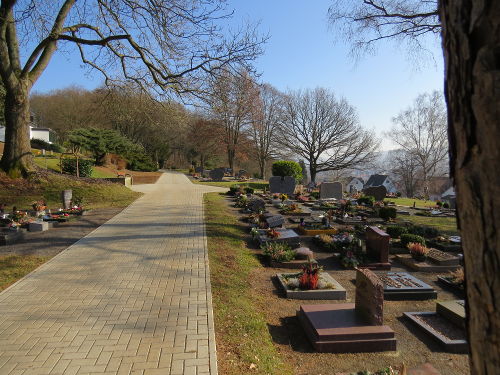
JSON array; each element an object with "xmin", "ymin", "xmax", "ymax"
[
  {"xmin": 276, "ymin": 270, "xmax": 346, "ymax": 300},
  {"xmin": 288, "ymin": 216, "xmax": 322, "ymax": 224},
  {"xmin": 297, "ymin": 268, "xmax": 396, "ymax": 353},
  {"xmin": 379, "ymin": 272, "xmax": 437, "ymax": 300},
  {"xmin": 262, "ymin": 243, "xmax": 316, "ymax": 269},
  {"xmin": 296, "ymin": 224, "xmax": 338, "ymax": 236},
  {"xmin": 0, "ymin": 226, "xmax": 24, "ymax": 246},
  {"xmin": 280, "ymin": 204, "xmax": 313, "ymax": 217},
  {"xmin": 437, "ymin": 269, "xmax": 465, "ymax": 297},
  {"xmin": 404, "ymin": 300, "xmax": 467, "ymax": 353},
  {"xmin": 395, "ymin": 248, "xmax": 461, "ymax": 272},
  {"xmin": 257, "ymin": 228, "xmax": 300, "ymax": 248},
  {"xmin": 28, "ymin": 221, "xmax": 49, "ymax": 232}
]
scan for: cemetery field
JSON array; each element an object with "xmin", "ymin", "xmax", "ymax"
[
  {"xmin": 204, "ymin": 193, "xmax": 293, "ymax": 375},
  {"xmin": 204, "ymin": 193, "xmax": 469, "ymax": 375},
  {"xmin": 403, "ymin": 215, "xmax": 459, "ymax": 235},
  {"xmin": 192, "ymin": 178, "xmax": 269, "ymax": 190},
  {"xmin": 0, "ymin": 255, "xmax": 50, "ymax": 291}
]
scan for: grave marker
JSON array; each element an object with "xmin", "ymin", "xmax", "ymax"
[
  {"xmin": 269, "ymin": 176, "xmax": 296, "ymax": 195},
  {"xmin": 355, "ymin": 268, "xmax": 384, "ymax": 325},
  {"xmin": 265, "ymin": 215, "xmax": 285, "ymax": 228},
  {"xmin": 248, "ymin": 198, "xmax": 265, "ymax": 213},
  {"xmin": 320, "ymin": 182, "xmax": 343, "ymax": 200},
  {"xmin": 363, "ymin": 186, "xmax": 387, "ymax": 201},
  {"xmin": 209, "ymin": 168, "xmax": 225, "ymax": 181},
  {"xmin": 362, "ymin": 226, "xmax": 391, "ymax": 270}
]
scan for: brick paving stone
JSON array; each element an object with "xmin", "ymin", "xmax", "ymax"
[{"xmin": 0, "ymin": 173, "xmax": 225, "ymax": 374}]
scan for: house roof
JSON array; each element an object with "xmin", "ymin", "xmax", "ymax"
[{"xmin": 364, "ymin": 174, "xmax": 388, "ymax": 187}]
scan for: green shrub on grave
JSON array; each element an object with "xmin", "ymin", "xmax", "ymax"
[
  {"xmin": 271, "ymin": 160, "xmax": 303, "ymax": 183},
  {"xmin": 385, "ymin": 226, "xmax": 408, "ymax": 239},
  {"xmin": 357, "ymin": 195, "xmax": 375, "ymax": 206},
  {"xmin": 378, "ymin": 206, "xmax": 397, "ymax": 221},
  {"xmin": 400, "ymin": 233, "xmax": 426, "ymax": 247}
]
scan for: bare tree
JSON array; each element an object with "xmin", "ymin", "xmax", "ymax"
[
  {"xmin": 440, "ymin": 1, "xmax": 500, "ymax": 372},
  {"xmin": 328, "ymin": 0, "xmax": 440, "ymax": 57},
  {"xmin": 278, "ymin": 88, "xmax": 379, "ymax": 183},
  {"xmin": 387, "ymin": 91, "xmax": 448, "ymax": 198},
  {"xmin": 387, "ymin": 149, "xmax": 419, "ymax": 197},
  {"xmin": 187, "ymin": 116, "xmax": 223, "ymax": 171},
  {"xmin": 248, "ymin": 83, "xmax": 283, "ymax": 179},
  {"xmin": 209, "ymin": 69, "xmax": 256, "ymax": 172},
  {"xmin": 0, "ymin": 0, "xmax": 264, "ymax": 176}
]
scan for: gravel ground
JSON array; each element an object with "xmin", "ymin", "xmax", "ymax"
[
  {"xmin": 227, "ymin": 196, "xmax": 470, "ymax": 375},
  {"xmin": 0, "ymin": 208, "xmax": 125, "ymax": 257}
]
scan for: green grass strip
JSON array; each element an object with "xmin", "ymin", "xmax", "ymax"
[
  {"xmin": 204, "ymin": 192, "xmax": 292, "ymax": 375},
  {"xmin": 0, "ymin": 255, "xmax": 51, "ymax": 292}
]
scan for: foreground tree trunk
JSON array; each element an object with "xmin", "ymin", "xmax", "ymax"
[
  {"xmin": 440, "ymin": 1, "xmax": 500, "ymax": 373},
  {"xmin": 0, "ymin": 84, "xmax": 34, "ymax": 177}
]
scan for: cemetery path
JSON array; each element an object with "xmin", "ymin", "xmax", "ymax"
[{"xmin": 0, "ymin": 172, "xmax": 226, "ymax": 375}]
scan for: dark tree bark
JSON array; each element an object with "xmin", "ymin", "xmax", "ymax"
[{"xmin": 439, "ymin": 1, "xmax": 500, "ymax": 373}]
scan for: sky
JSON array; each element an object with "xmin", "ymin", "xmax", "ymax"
[{"xmin": 32, "ymin": 1, "xmax": 445, "ymax": 151}]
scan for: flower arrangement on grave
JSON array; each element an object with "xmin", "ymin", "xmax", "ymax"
[
  {"xmin": 341, "ymin": 250, "xmax": 360, "ymax": 269},
  {"xmin": 315, "ymin": 234, "xmax": 335, "ymax": 250},
  {"xmin": 272, "ymin": 193, "xmax": 279, "ymax": 199},
  {"xmin": 10, "ymin": 211, "xmax": 27, "ymax": 223},
  {"xmin": 250, "ymin": 227, "xmax": 260, "ymax": 239},
  {"xmin": 408, "ymin": 242, "xmax": 429, "ymax": 261},
  {"xmin": 443, "ymin": 268, "xmax": 465, "ymax": 289},
  {"xmin": 279, "ymin": 193, "xmax": 288, "ymax": 202},
  {"xmin": 296, "ymin": 195, "xmax": 309, "ymax": 202},
  {"xmin": 31, "ymin": 200, "xmax": 47, "ymax": 212},
  {"xmin": 298, "ymin": 262, "xmax": 322, "ymax": 290},
  {"xmin": 261, "ymin": 242, "xmax": 295, "ymax": 262},
  {"xmin": 281, "ymin": 203, "xmax": 302, "ymax": 214},
  {"xmin": 234, "ymin": 195, "xmax": 248, "ymax": 208},
  {"xmin": 266, "ymin": 228, "xmax": 280, "ymax": 239}
]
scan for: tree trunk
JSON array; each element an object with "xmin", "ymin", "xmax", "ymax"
[
  {"xmin": 0, "ymin": 85, "xmax": 34, "ymax": 177},
  {"xmin": 227, "ymin": 148, "xmax": 235, "ymax": 173},
  {"xmin": 259, "ymin": 158, "xmax": 266, "ymax": 180},
  {"xmin": 309, "ymin": 165, "xmax": 317, "ymax": 183},
  {"xmin": 440, "ymin": 1, "xmax": 500, "ymax": 373}
]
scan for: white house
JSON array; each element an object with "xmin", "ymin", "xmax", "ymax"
[
  {"xmin": 346, "ymin": 177, "xmax": 364, "ymax": 193},
  {"xmin": 364, "ymin": 174, "xmax": 398, "ymax": 194},
  {"xmin": 0, "ymin": 126, "xmax": 56, "ymax": 144}
]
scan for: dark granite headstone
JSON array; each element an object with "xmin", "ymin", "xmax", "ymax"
[
  {"xmin": 236, "ymin": 169, "xmax": 249, "ymax": 178},
  {"xmin": 320, "ymin": 182, "xmax": 343, "ymax": 199},
  {"xmin": 363, "ymin": 186, "xmax": 387, "ymax": 201},
  {"xmin": 195, "ymin": 166, "xmax": 203, "ymax": 173},
  {"xmin": 265, "ymin": 215, "xmax": 285, "ymax": 228},
  {"xmin": 365, "ymin": 226, "xmax": 390, "ymax": 265},
  {"xmin": 248, "ymin": 198, "xmax": 265, "ymax": 213},
  {"xmin": 269, "ymin": 176, "xmax": 296, "ymax": 195},
  {"xmin": 355, "ymin": 268, "xmax": 384, "ymax": 325},
  {"xmin": 209, "ymin": 168, "xmax": 225, "ymax": 181}
]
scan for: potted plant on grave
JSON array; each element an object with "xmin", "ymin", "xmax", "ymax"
[
  {"xmin": 408, "ymin": 242, "xmax": 430, "ymax": 262},
  {"xmin": 250, "ymin": 227, "xmax": 260, "ymax": 240},
  {"xmin": 298, "ymin": 262, "xmax": 322, "ymax": 290},
  {"xmin": 32, "ymin": 200, "xmax": 47, "ymax": 213},
  {"xmin": 341, "ymin": 250, "xmax": 360, "ymax": 269},
  {"xmin": 261, "ymin": 242, "xmax": 295, "ymax": 262},
  {"xmin": 279, "ymin": 193, "xmax": 288, "ymax": 202}
]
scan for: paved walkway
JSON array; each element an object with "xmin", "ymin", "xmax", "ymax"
[{"xmin": 0, "ymin": 173, "xmax": 226, "ymax": 375}]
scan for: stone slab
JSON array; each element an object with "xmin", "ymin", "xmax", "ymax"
[
  {"xmin": 379, "ymin": 272, "xmax": 437, "ymax": 300},
  {"xmin": 404, "ymin": 312, "xmax": 468, "ymax": 353},
  {"xmin": 270, "ymin": 258, "xmax": 317, "ymax": 269},
  {"xmin": 436, "ymin": 300, "xmax": 466, "ymax": 328},
  {"xmin": 320, "ymin": 182, "xmax": 343, "ymax": 200},
  {"xmin": 297, "ymin": 304, "xmax": 396, "ymax": 353},
  {"xmin": 258, "ymin": 229, "xmax": 300, "ymax": 247},
  {"xmin": 436, "ymin": 276, "xmax": 465, "ymax": 297},
  {"xmin": 363, "ymin": 185, "xmax": 387, "ymax": 201},
  {"xmin": 0, "ymin": 230, "xmax": 24, "ymax": 246},
  {"xmin": 265, "ymin": 215, "xmax": 285, "ymax": 228},
  {"xmin": 355, "ymin": 268, "xmax": 384, "ymax": 325},
  {"xmin": 296, "ymin": 227, "xmax": 338, "ymax": 236},
  {"xmin": 426, "ymin": 248, "xmax": 461, "ymax": 266},
  {"xmin": 276, "ymin": 273, "xmax": 347, "ymax": 299},
  {"xmin": 28, "ymin": 221, "xmax": 49, "ymax": 232},
  {"xmin": 395, "ymin": 254, "xmax": 461, "ymax": 272},
  {"xmin": 269, "ymin": 176, "xmax": 296, "ymax": 195}
]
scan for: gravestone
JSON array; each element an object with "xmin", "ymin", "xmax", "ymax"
[
  {"xmin": 362, "ymin": 226, "xmax": 391, "ymax": 270},
  {"xmin": 61, "ymin": 189, "xmax": 72, "ymax": 209},
  {"xmin": 426, "ymin": 248, "xmax": 461, "ymax": 266},
  {"xmin": 269, "ymin": 176, "xmax": 296, "ymax": 195},
  {"xmin": 195, "ymin": 166, "xmax": 203, "ymax": 173},
  {"xmin": 297, "ymin": 268, "xmax": 396, "ymax": 352},
  {"xmin": 265, "ymin": 215, "xmax": 285, "ymax": 228},
  {"xmin": 248, "ymin": 198, "xmax": 265, "ymax": 213},
  {"xmin": 355, "ymin": 268, "xmax": 384, "ymax": 325},
  {"xmin": 436, "ymin": 300, "xmax": 466, "ymax": 328},
  {"xmin": 363, "ymin": 186, "xmax": 387, "ymax": 201},
  {"xmin": 320, "ymin": 182, "xmax": 343, "ymax": 200},
  {"xmin": 209, "ymin": 168, "xmax": 224, "ymax": 181}
]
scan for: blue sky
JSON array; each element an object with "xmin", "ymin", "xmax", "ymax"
[{"xmin": 33, "ymin": 1, "xmax": 444, "ymax": 150}]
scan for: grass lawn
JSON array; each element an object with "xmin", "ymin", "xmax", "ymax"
[
  {"xmin": 204, "ymin": 193, "xmax": 291, "ymax": 375},
  {"xmin": 401, "ymin": 214, "xmax": 459, "ymax": 235},
  {"xmin": 0, "ymin": 172, "xmax": 140, "ymax": 210},
  {"xmin": 390, "ymin": 197, "xmax": 438, "ymax": 208},
  {"xmin": 0, "ymin": 255, "xmax": 51, "ymax": 292},
  {"xmin": 34, "ymin": 157, "xmax": 116, "ymax": 178}
]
